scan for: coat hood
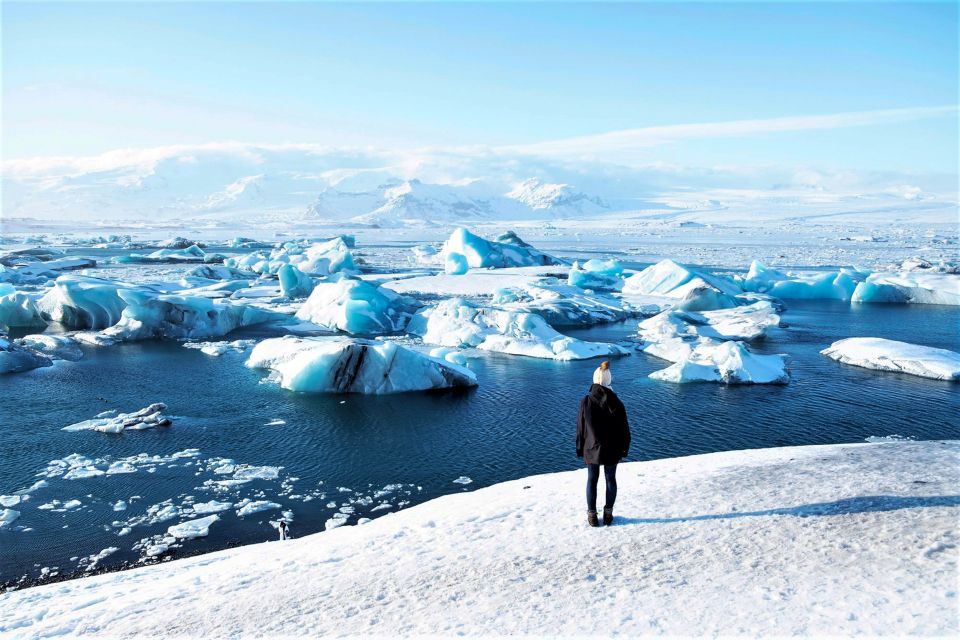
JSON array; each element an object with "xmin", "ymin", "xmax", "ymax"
[{"xmin": 588, "ymin": 383, "xmax": 618, "ymax": 409}]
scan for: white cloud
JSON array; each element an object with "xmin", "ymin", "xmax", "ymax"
[{"xmin": 499, "ymin": 105, "xmax": 959, "ymax": 160}]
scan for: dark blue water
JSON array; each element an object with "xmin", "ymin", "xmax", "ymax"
[{"xmin": 2, "ymin": 295, "xmax": 959, "ymax": 586}]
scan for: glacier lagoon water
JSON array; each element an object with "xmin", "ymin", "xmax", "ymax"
[{"xmin": 2, "ymin": 295, "xmax": 959, "ymax": 585}]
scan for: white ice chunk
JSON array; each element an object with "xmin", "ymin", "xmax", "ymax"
[
  {"xmin": 167, "ymin": 515, "xmax": 219, "ymax": 539},
  {"xmin": 0, "ymin": 508, "xmax": 21, "ymax": 528},
  {"xmin": 236, "ymin": 501, "xmax": 281, "ymax": 517},
  {"xmin": 649, "ymin": 340, "xmax": 790, "ymax": 385},
  {"xmin": 409, "ymin": 298, "xmax": 630, "ymax": 361},
  {"xmin": 821, "ymin": 338, "xmax": 960, "ymax": 380},
  {"xmin": 247, "ymin": 336, "xmax": 478, "ymax": 394},
  {"xmin": 191, "ymin": 500, "xmax": 233, "ymax": 515}
]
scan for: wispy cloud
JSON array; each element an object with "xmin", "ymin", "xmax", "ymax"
[{"xmin": 501, "ymin": 106, "xmax": 959, "ymax": 159}]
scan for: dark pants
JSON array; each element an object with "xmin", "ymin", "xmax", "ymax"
[{"xmin": 586, "ymin": 463, "xmax": 617, "ymax": 512}]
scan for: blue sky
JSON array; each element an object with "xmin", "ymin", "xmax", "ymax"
[{"xmin": 2, "ymin": 1, "xmax": 957, "ymax": 173}]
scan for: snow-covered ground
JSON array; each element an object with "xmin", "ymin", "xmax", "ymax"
[{"xmin": 3, "ymin": 440, "xmax": 956, "ymax": 637}]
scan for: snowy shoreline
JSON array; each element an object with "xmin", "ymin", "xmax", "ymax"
[{"xmin": 3, "ymin": 440, "xmax": 957, "ymax": 637}]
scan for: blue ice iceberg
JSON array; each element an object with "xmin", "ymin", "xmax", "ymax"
[
  {"xmin": 740, "ymin": 261, "xmax": 864, "ymax": 301},
  {"xmin": 440, "ymin": 228, "xmax": 563, "ymax": 269},
  {"xmin": 0, "ymin": 283, "xmax": 46, "ymax": 331},
  {"xmin": 38, "ymin": 276, "xmax": 131, "ymax": 330},
  {"xmin": 294, "ymin": 279, "xmax": 418, "ymax": 335},
  {"xmin": 277, "ymin": 264, "xmax": 316, "ymax": 299}
]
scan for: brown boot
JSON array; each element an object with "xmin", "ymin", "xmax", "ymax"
[
  {"xmin": 587, "ymin": 510, "xmax": 599, "ymax": 527},
  {"xmin": 603, "ymin": 507, "xmax": 613, "ymax": 526}
]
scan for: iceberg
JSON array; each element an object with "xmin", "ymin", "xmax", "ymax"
[
  {"xmin": 167, "ymin": 515, "xmax": 219, "ymax": 539},
  {"xmin": 740, "ymin": 261, "xmax": 864, "ymax": 301},
  {"xmin": 638, "ymin": 302, "xmax": 786, "ymax": 383},
  {"xmin": 0, "ymin": 283, "xmax": 46, "ymax": 331},
  {"xmin": 246, "ymin": 336, "xmax": 478, "ymax": 394},
  {"xmin": 567, "ymin": 259, "xmax": 624, "ymax": 291},
  {"xmin": 187, "ymin": 264, "xmax": 257, "ymax": 281},
  {"xmin": 294, "ymin": 279, "xmax": 418, "ymax": 335},
  {"xmin": 408, "ymin": 298, "xmax": 630, "ymax": 361},
  {"xmin": 623, "ymin": 259, "xmax": 741, "ymax": 310},
  {"xmin": 821, "ymin": 338, "xmax": 960, "ymax": 380},
  {"xmin": 851, "ymin": 272, "xmax": 960, "ymax": 306},
  {"xmin": 649, "ymin": 340, "xmax": 790, "ymax": 385},
  {"xmin": 440, "ymin": 228, "xmax": 563, "ymax": 269},
  {"xmin": 277, "ymin": 264, "xmax": 316, "ymax": 298},
  {"xmin": 495, "ymin": 282, "xmax": 638, "ymax": 327},
  {"xmin": 100, "ymin": 289, "xmax": 280, "ymax": 341},
  {"xmin": 38, "ymin": 276, "xmax": 130, "ymax": 329}
]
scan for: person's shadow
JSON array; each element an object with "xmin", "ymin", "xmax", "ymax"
[{"xmin": 613, "ymin": 494, "xmax": 960, "ymax": 526}]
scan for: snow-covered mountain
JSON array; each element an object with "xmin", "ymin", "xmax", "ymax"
[
  {"xmin": 2, "ymin": 143, "xmax": 955, "ymax": 227},
  {"xmin": 507, "ymin": 178, "xmax": 608, "ymax": 215}
]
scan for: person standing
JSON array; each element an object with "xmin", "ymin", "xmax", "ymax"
[{"xmin": 576, "ymin": 361, "xmax": 631, "ymax": 527}]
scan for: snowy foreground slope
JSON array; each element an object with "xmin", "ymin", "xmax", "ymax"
[{"xmin": 2, "ymin": 441, "xmax": 957, "ymax": 637}]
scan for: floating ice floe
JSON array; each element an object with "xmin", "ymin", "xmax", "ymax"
[
  {"xmin": 38, "ymin": 275, "xmax": 132, "ymax": 329},
  {"xmin": 852, "ymin": 272, "xmax": 960, "ymax": 306},
  {"xmin": 821, "ymin": 338, "xmax": 960, "ymax": 381},
  {"xmin": 236, "ymin": 500, "xmax": 282, "ymax": 517},
  {"xmin": 247, "ymin": 336, "xmax": 478, "ymax": 394},
  {"xmin": 62, "ymin": 403, "xmax": 171, "ymax": 433},
  {"xmin": 117, "ymin": 244, "xmax": 215, "ymax": 264},
  {"xmin": 294, "ymin": 279, "xmax": 419, "ymax": 335},
  {"xmin": 408, "ymin": 298, "xmax": 629, "ymax": 361},
  {"xmin": 0, "ymin": 508, "xmax": 20, "ymax": 528},
  {"xmin": 167, "ymin": 515, "xmax": 219, "ymax": 539},
  {"xmin": 98, "ymin": 290, "xmax": 281, "ymax": 341},
  {"xmin": 649, "ymin": 340, "xmax": 790, "ymax": 384},
  {"xmin": 183, "ymin": 339, "xmax": 256, "ymax": 356},
  {"xmin": 638, "ymin": 301, "xmax": 787, "ymax": 384},
  {"xmin": 440, "ymin": 228, "xmax": 563, "ymax": 271},
  {"xmin": 191, "ymin": 500, "xmax": 233, "ymax": 515},
  {"xmin": 0, "ymin": 283, "xmax": 47, "ymax": 331},
  {"xmin": 411, "ymin": 244, "xmax": 440, "ymax": 265},
  {"xmin": 623, "ymin": 259, "xmax": 742, "ymax": 311},
  {"xmin": 0, "ymin": 333, "xmax": 52, "ymax": 374},
  {"xmin": 16, "ymin": 334, "xmax": 84, "ymax": 361}
]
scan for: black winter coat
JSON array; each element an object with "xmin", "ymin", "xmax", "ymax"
[{"xmin": 576, "ymin": 384, "xmax": 631, "ymax": 465}]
